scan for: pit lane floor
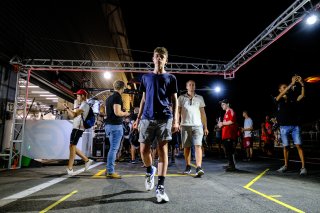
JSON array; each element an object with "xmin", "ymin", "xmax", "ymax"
[{"xmin": 0, "ymin": 156, "xmax": 319, "ymax": 213}]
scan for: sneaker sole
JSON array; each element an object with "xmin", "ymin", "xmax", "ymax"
[
  {"xmin": 157, "ymin": 196, "xmax": 169, "ymax": 203},
  {"xmin": 196, "ymin": 171, "xmax": 204, "ymax": 177}
]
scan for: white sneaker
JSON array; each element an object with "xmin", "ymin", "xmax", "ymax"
[
  {"xmin": 156, "ymin": 185, "xmax": 169, "ymax": 203},
  {"xmin": 66, "ymin": 168, "xmax": 74, "ymax": 176},
  {"xmin": 300, "ymin": 168, "xmax": 307, "ymax": 175},
  {"xmin": 84, "ymin": 159, "xmax": 93, "ymax": 171},
  {"xmin": 277, "ymin": 165, "xmax": 287, "ymax": 173},
  {"xmin": 145, "ymin": 166, "xmax": 157, "ymax": 191}
]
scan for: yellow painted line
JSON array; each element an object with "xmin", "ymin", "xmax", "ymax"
[
  {"xmin": 244, "ymin": 169, "xmax": 305, "ymax": 213},
  {"xmin": 244, "ymin": 187, "xmax": 304, "ymax": 213},
  {"xmin": 92, "ymin": 173, "xmax": 194, "ymax": 178},
  {"xmin": 39, "ymin": 190, "xmax": 78, "ymax": 213},
  {"xmin": 93, "ymin": 169, "xmax": 106, "ymax": 177},
  {"xmin": 190, "ymin": 163, "xmax": 197, "ymax": 168},
  {"xmin": 244, "ymin": 168, "xmax": 269, "ymax": 188}
]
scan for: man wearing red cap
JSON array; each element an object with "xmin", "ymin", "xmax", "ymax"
[{"xmin": 64, "ymin": 89, "xmax": 93, "ymax": 175}]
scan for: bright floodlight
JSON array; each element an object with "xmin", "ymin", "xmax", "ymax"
[
  {"xmin": 306, "ymin": 14, "xmax": 318, "ymax": 25},
  {"xmin": 104, "ymin": 72, "xmax": 112, "ymax": 79},
  {"xmin": 214, "ymin": 86, "xmax": 221, "ymax": 93}
]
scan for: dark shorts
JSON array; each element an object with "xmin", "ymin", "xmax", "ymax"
[
  {"xmin": 70, "ymin": 129, "xmax": 84, "ymax": 145},
  {"xmin": 123, "ymin": 138, "xmax": 130, "ymax": 149},
  {"xmin": 129, "ymin": 129, "xmax": 140, "ymax": 148}
]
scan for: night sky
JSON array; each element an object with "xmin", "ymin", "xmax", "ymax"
[{"xmin": 120, "ymin": 1, "xmax": 320, "ymax": 130}]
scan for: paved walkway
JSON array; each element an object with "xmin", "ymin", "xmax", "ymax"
[{"xmin": 0, "ymin": 156, "xmax": 319, "ymax": 213}]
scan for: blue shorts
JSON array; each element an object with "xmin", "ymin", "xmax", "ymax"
[{"xmin": 280, "ymin": 126, "xmax": 302, "ymax": 147}]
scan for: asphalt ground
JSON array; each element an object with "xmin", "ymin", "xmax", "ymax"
[{"xmin": 0, "ymin": 154, "xmax": 319, "ymax": 213}]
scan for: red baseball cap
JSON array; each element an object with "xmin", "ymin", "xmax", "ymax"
[{"xmin": 74, "ymin": 89, "xmax": 88, "ymax": 96}]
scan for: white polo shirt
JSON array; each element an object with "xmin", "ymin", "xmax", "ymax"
[{"xmin": 178, "ymin": 93, "xmax": 205, "ymax": 126}]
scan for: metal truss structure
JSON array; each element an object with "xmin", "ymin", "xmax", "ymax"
[
  {"xmin": 224, "ymin": 0, "xmax": 320, "ymax": 79},
  {"xmin": 6, "ymin": 0, "xmax": 320, "ymax": 169},
  {"xmin": 10, "ymin": 0, "xmax": 320, "ymax": 80}
]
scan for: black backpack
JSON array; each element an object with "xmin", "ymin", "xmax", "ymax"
[
  {"xmin": 82, "ymin": 105, "xmax": 95, "ymax": 129},
  {"xmin": 129, "ymin": 129, "xmax": 140, "ymax": 147},
  {"xmin": 123, "ymin": 122, "xmax": 130, "ymax": 136}
]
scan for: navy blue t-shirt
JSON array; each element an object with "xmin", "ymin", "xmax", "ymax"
[
  {"xmin": 140, "ymin": 72, "xmax": 178, "ymax": 120},
  {"xmin": 105, "ymin": 92, "xmax": 123, "ymax": 125}
]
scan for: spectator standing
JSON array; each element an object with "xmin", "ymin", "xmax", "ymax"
[
  {"xmin": 105, "ymin": 80, "xmax": 131, "ymax": 179},
  {"xmin": 241, "ymin": 111, "xmax": 254, "ymax": 161},
  {"xmin": 218, "ymin": 99, "xmax": 238, "ymax": 171},
  {"xmin": 275, "ymin": 75, "xmax": 307, "ymax": 175},
  {"xmin": 178, "ymin": 80, "xmax": 209, "ymax": 177}
]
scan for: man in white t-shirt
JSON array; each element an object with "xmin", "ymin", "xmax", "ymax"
[
  {"xmin": 178, "ymin": 80, "xmax": 209, "ymax": 177},
  {"xmin": 241, "ymin": 111, "xmax": 254, "ymax": 161},
  {"xmin": 64, "ymin": 89, "xmax": 93, "ymax": 175}
]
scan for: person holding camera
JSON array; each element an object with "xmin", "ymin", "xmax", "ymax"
[{"xmin": 275, "ymin": 75, "xmax": 307, "ymax": 175}]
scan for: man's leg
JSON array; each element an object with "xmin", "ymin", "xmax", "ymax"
[
  {"xmin": 68, "ymin": 144, "xmax": 77, "ymax": 170},
  {"xmin": 277, "ymin": 126, "xmax": 290, "ymax": 172},
  {"xmin": 296, "ymin": 145, "xmax": 305, "ymax": 168},
  {"xmin": 157, "ymin": 141, "xmax": 168, "ymax": 178},
  {"xmin": 195, "ymin": 144, "xmax": 205, "ymax": 177},
  {"xmin": 130, "ymin": 145, "xmax": 136, "ymax": 162},
  {"xmin": 184, "ymin": 147, "xmax": 191, "ymax": 166},
  {"xmin": 106, "ymin": 125, "xmax": 123, "ymax": 177},
  {"xmin": 276, "ymin": 146, "xmax": 289, "ymax": 173},
  {"xmin": 155, "ymin": 141, "xmax": 170, "ymax": 202},
  {"xmin": 170, "ymin": 141, "xmax": 175, "ymax": 163},
  {"xmin": 75, "ymin": 148, "xmax": 89, "ymax": 162},
  {"xmin": 116, "ymin": 138, "xmax": 124, "ymax": 161},
  {"xmin": 195, "ymin": 145, "xmax": 202, "ymax": 167},
  {"xmin": 223, "ymin": 139, "xmax": 236, "ymax": 171},
  {"xmin": 283, "ymin": 146, "xmax": 289, "ymax": 167},
  {"xmin": 140, "ymin": 143, "xmax": 152, "ymax": 167},
  {"xmin": 292, "ymin": 126, "xmax": 306, "ymax": 172}
]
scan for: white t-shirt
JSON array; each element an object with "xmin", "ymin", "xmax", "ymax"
[
  {"xmin": 243, "ymin": 117, "xmax": 253, "ymax": 137},
  {"xmin": 178, "ymin": 93, "xmax": 205, "ymax": 126},
  {"xmin": 73, "ymin": 101, "xmax": 90, "ymax": 130}
]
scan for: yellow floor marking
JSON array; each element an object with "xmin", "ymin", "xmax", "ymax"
[
  {"xmin": 92, "ymin": 173, "xmax": 194, "ymax": 178},
  {"xmin": 39, "ymin": 190, "xmax": 78, "ymax": 213},
  {"xmin": 244, "ymin": 169, "xmax": 269, "ymax": 188},
  {"xmin": 92, "ymin": 169, "xmax": 194, "ymax": 178},
  {"xmin": 190, "ymin": 163, "xmax": 197, "ymax": 168},
  {"xmin": 244, "ymin": 169, "xmax": 304, "ymax": 213}
]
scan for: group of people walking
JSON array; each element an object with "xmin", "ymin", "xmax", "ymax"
[{"xmin": 64, "ymin": 47, "xmax": 308, "ymax": 203}]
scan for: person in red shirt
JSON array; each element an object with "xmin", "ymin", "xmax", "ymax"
[
  {"xmin": 218, "ymin": 99, "xmax": 238, "ymax": 171},
  {"xmin": 260, "ymin": 115, "xmax": 274, "ymax": 156}
]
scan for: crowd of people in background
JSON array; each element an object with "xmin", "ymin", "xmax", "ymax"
[{"xmin": 65, "ymin": 47, "xmax": 309, "ymax": 204}]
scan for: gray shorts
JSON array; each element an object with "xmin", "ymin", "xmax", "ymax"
[
  {"xmin": 138, "ymin": 118, "xmax": 173, "ymax": 144},
  {"xmin": 181, "ymin": 126, "xmax": 204, "ymax": 148}
]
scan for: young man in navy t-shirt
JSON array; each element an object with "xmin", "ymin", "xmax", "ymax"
[{"xmin": 133, "ymin": 47, "xmax": 179, "ymax": 203}]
